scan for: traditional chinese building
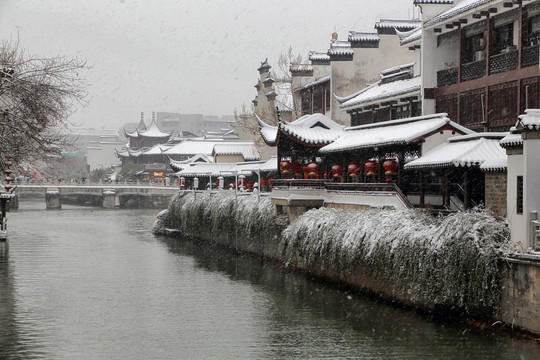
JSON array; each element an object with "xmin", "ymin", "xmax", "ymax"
[{"xmin": 418, "ymin": 0, "xmax": 540, "ymax": 131}]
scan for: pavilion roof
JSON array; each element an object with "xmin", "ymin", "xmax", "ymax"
[
  {"xmin": 257, "ymin": 113, "xmax": 345, "ymax": 147},
  {"xmin": 138, "ymin": 119, "xmax": 171, "ymax": 138},
  {"xmin": 404, "ymin": 133, "xmax": 507, "ymax": 169},
  {"xmin": 319, "ymin": 113, "xmax": 473, "ymax": 154},
  {"xmin": 169, "ymin": 153, "xmax": 213, "ymax": 172}
]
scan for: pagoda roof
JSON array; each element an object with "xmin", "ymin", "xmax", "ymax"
[
  {"xmin": 138, "ymin": 119, "xmax": 171, "ymax": 138},
  {"xmin": 404, "ymin": 133, "xmax": 507, "ymax": 169},
  {"xmin": 319, "ymin": 113, "xmax": 473, "ymax": 154}
]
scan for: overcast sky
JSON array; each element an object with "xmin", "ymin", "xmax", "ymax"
[{"xmin": 0, "ymin": 0, "xmax": 415, "ymax": 130}]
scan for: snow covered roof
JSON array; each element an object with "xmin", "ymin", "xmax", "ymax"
[
  {"xmin": 290, "ymin": 64, "xmax": 313, "ymax": 73},
  {"xmin": 320, "ymin": 113, "xmax": 473, "ymax": 154},
  {"xmin": 256, "ymin": 114, "xmax": 279, "ymax": 145},
  {"xmin": 397, "ymin": 27, "xmax": 422, "ymax": 46},
  {"xmin": 480, "ymin": 157, "xmax": 507, "ymax": 172},
  {"xmin": 328, "ymin": 41, "xmax": 354, "ymax": 57},
  {"xmin": 424, "ymin": 0, "xmax": 491, "ymax": 28},
  {"xmin": 138, "ymin": 119, "xmax": 171, "ymax": 138},
  {"xmin": 164, "ymin": 140, "xmax": 222, "ymax": 156},
  {"xmin": 124, "ymin": 117, "xmax": 147, "ymax": 138},
  {"xmin": 175, "ymin": 162, "xmax": 237, "ymax": 178},
  {"xmin": 212, "ymin": 142, "xmax": 260, "ymax": 161},
  {"xmin": 515, "ymin": 109, "xmax": 540, "ymax": 131},
  {"xmin": 309, "ymin": 51, "xmax": 331, "ymax": 62},
  {"xmin": 499, "ymin": 133, "xmax": 523, "ymax": 148},
  {"xmin": 302, "ymin": 75, "xmax": 331, "ymax": 90},
  {"xmin": 280, "ymin": 113, "xmax": 345, "ymax": 145},
  {"xmin": 338, "ymin": 76, "xmax": 421, "ymax": 109},
  {"xmin": 235, "ymin": 156, "xmax": 278, "ymax": 173},
  {"xmin": 404, "ymin": 133, "xmax": 507, "ymax": 169},
  {"xmin": 137, "ymin": 144, "xmax": 169, "ymax": 156},
  {"xmin": 348, "ymin": 31, "xmax": 379, "ymax": 42},
  {"xmin": 169, "ymin": 154, "xmax": 213, "ymax": 172},
  {"xmin": 380, "ymin": 63, "xmax": 415, "ymax": 76},
  {"xmin": 375, "ymin": 19, "xmax": 422, "ymax": 31},
  {"xmin": 414, "ymin": 0, "xmax": 454, "ymax": 4}
]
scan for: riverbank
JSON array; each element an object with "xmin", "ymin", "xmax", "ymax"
[{"xmin": 154, "ymin": 191, "xmax": 519, "ymax": 330}]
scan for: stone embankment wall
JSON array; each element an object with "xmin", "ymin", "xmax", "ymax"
[{"xmin": 154, "ymin": 191, "xmax": 540, "ymax": 334}]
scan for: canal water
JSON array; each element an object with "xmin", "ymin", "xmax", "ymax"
[{"xmin": 1, "ymin": 200, "xmax": 540, "ymax": 359}]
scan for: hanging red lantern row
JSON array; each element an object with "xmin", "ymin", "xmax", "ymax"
[
  {"xmin": 331, "ymin": 163, "xmax": 344, "ymax": 179},
  {"xmin": 4, "ymin": 156, "xmax": 13, "ymax": 192},
  {"xmin": 364, "ymin": 159, "xmax": 378, "ymax": 177},
  {"xmin": 347, "ymin": 162, "xmax": 361, "ymax": 178},
  {"xmin": 305, "ymin": 162, "xmax": 319, "ymax": 179},
  {"xmin": 280, "ymin": 160, "xmax": 292, "ymax": 175}
]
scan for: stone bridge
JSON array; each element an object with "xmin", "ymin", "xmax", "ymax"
[{"xmin": 12, "ymin": 184, "xmax": 179, "ymax": 209}]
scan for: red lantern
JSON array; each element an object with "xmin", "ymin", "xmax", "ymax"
[
  {"xmin": 247, "ymin": 182, "xmax": 253, "ymax": 191},
  {"xmin": 260, "ymin": 178, "xmax": 267, "ymax": 188},
  {"xmin": 268, "ymin": 178, "xmax": 274, "ymax": 189},
  {"xmin": 383, "ymin": 158, "xmax": 398, "ymax": 176},
  {"xmin": 364, "ymin": 160, "xmax": 378, "ymax": 176},
  {"xmin": 305, "ymin": 162, "xmax": 319, "ymax": 178},
  {"xmin": 280, "ymin": 160, "xmax": 292, "ymax": 175},
  {"xmin": 238, "ymin": 175, "xmax": 246, "ymax": 188},
  {"xmin": 179, "ymin": 177, "xmax": 186, "ymax": 190},
  {"xmin": 331, "ymin": 163, "xmax": 344, "ymax": 179},
  {"xmin": 348, "ymin": 162, "xmax": 361, "ymax": 177}
]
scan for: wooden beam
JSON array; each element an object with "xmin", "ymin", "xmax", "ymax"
[
  {"xmin": 472, "ymin": 13, "xmax": 482, "ymax": 19},
  {"xmin": 480, "ymin": 10, "xmax": 489, "ymax": 17},
  {"xmin": 445, "ymin": 24, "xmax": 454, "ymax": 29},
  {"xmin": 434, "ymin": 28, "xmax": 442, "ymax": 33},
  {"xmin": 453, "ymin": 21, "xmax": 461, "ymax": 27},
  {"xmin": 459, "ymin": 19, "xmax": 468, "ymax": 24},
  {"xmin": 503, "ymin": 2, "xmax": 514, "ymax": 7},
  {"xmin": 488, "ymin": 7, "xmax": 497, "ymax": 13}
]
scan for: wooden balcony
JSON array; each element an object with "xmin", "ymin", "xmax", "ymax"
[
  {"xmin": 489, "ymin": 49, "xmax": 518, "ymax": 74},
  {"xmin": 461, "ymin": 59, "xmax": 486, "ymax": 81},
  {"xmin": 436, "ymin": 67, "xmax": 458, "ymax": 87},
  {"xmin": 522, "ymin": 44, "xmax": 539, "ymax": 68}
]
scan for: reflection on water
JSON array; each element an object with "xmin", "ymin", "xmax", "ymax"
[{"xmin": 1, "ymin": 200, "xmax": 540, "ymax": 359}]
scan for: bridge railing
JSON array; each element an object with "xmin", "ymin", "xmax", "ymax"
[{"xmin": 12, "ymin": 180, "xmax": 177, "ymax": 188}]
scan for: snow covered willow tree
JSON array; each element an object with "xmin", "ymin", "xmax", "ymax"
[{"xmin": 0, "ymin": 40, "xmax": 88, "ymax": 170}]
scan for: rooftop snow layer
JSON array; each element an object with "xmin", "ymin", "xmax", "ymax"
[
  {"xmin": 302, "ymin": 75, "xmax": 331, "ymax": 90},
  {"xmin": 348, "ymin": 31, "xmax": 380, "ymax": 42},
  {"xmin": 280, "ymin": 113, "xmax": 345, "ymax": 145},
  {"xmin": 375, "ymin": 18, "xmax": 421, "ymax": 30},
  {"xmin": 424, "ymin": 0, "xmax": 491, "ymax": 28},
  {"xmin": 320, "ymin": 113, "xmax": 473, "ymax": 153},
  {"xmin": 516, "ymin": 109, "xmax": 540, "ymax": 131},
  {"xmin": 339, "ymin": 76, "xmax": 421, "ymax": 109},
  {"xmin": 404, "ymin": 133, "xmax": 506, "ymax": 169},
  {"xmin": 499, "ymin": 133, "xmax": 523, "ymax": 148},
  {"xmin": 213, "ymin": 142, "xmax": 260, "ymax": 161}
]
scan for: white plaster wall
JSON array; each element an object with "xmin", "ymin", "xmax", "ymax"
[
  {"xmin": 506, "ymin": 150, "xmax": 526, "ymax": 251},
  {"xmin": 524, "ymin": 137, "xmax": 540, "ymax": 250},
  {"xmin": 421, "ymin": 28, "xmax": 438, "ymax": 115},
  {"xmin": 420, "ymin": 129, "xmax": 457, "ymax": 155},
  {"xmin": 434, "ymin": 32, "xmax": 459, "ymax": 72}
]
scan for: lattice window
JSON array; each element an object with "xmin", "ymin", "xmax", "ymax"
[
  {"xmin": 460, "ymin": 90, "xmax": 485, "ymax": 127},
  {"xmin": 437, "ymin": 94, "xmax": 458, "ymax": 123},
  {"xmin": 489, "ymin": 81, "xmax": 518, "ymax": 129},
  {"xmin": 517, "ymin": 176, "xmax": 523, "ymax": 215}
]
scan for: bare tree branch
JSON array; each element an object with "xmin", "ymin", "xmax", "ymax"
[{"xmin": 0, "ymin": 40, "xmax": 88, "ymax": 171}]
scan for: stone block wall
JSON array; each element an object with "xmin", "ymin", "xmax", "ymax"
[
  {"xmin": 500, "ymin": 257, "xmax": 540, "ymax": 334},
  {"xmin": 485, "ymin": 171, "xmax": 507, "ymax": 218}
]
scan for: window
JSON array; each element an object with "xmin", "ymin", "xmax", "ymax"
[
  {"xmin": 494, "ymin": 23, "xmax": 514, "ymax": 53},
  {"xmin": 517, "ymin": 176, "xmax": 523, "ymax": 215}
]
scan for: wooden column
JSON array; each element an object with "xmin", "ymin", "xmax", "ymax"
[
  {"xmin": 464, "ymin": 169, "xmax": 470, "ymax": 209},
  {"xmin": 419, "ymin": 171, "xmax": 425, "ymax": 208},
  {"xmin": 443, "ymin": 172, "xmax": 450, "ymax": 209}
]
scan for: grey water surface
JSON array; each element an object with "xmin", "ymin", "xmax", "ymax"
[{"xmin": 1, "ymin": 200, "xmax": 539, "ymax": 359}]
